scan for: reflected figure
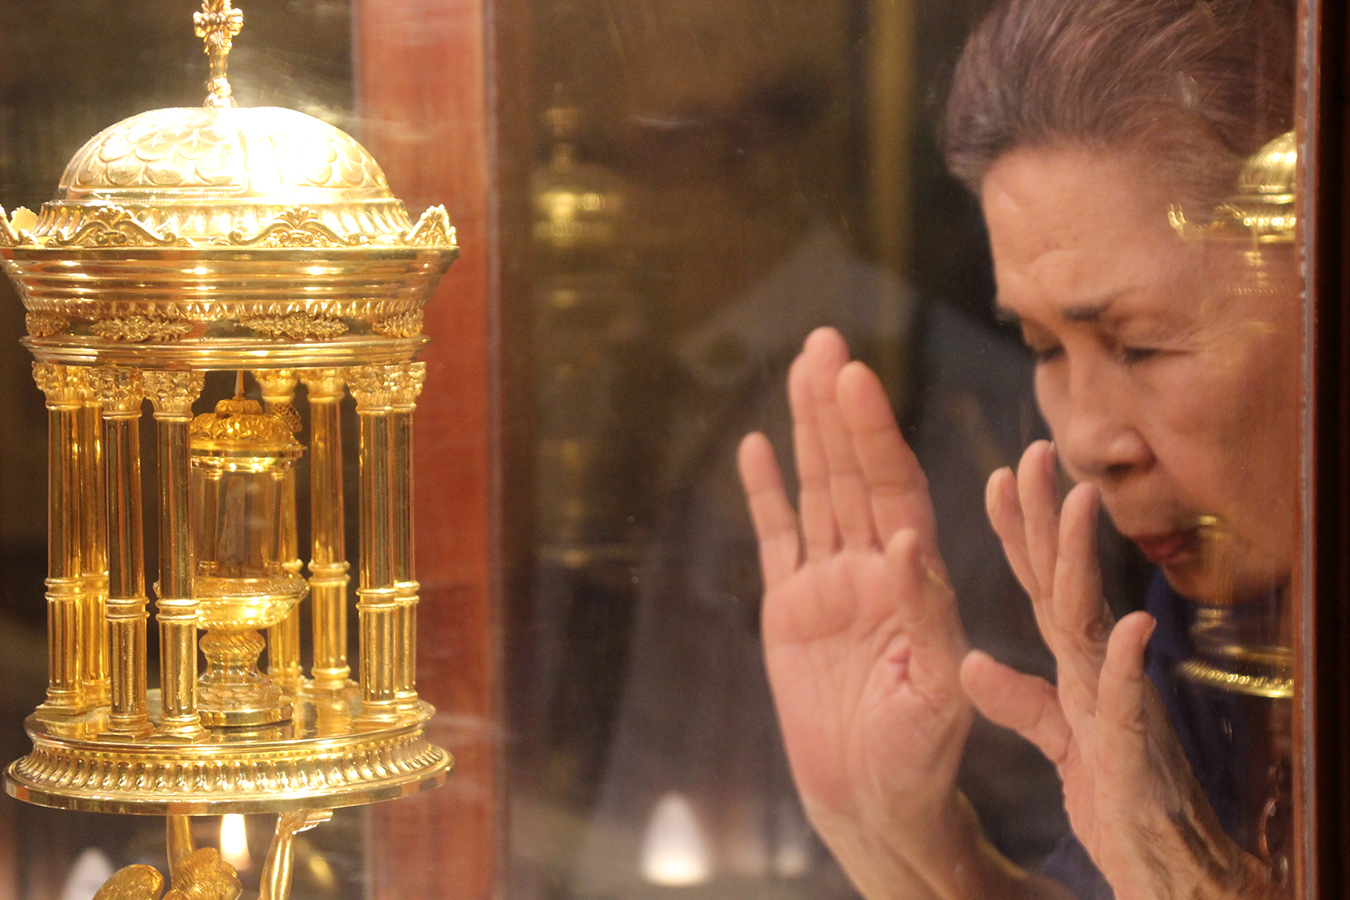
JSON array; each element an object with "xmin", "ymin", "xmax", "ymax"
[
  {"xmin": 739, "ymin": 0, "xmax": 1299, "ymax": 899},
  {"xmin": 544, "ymin": 2, "xmax": 1080, "ymax": 898}
]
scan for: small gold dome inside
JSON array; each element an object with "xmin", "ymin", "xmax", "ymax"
[{"xmin": 1236, "ymin": 130, "xmax": 1297, "ymax": 206}]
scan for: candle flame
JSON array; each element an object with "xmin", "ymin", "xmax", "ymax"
[
  {"xmin": 220, "ymin": 814, "xmax": 252, "ymax": 870},
  {"xmin": 640, "ymin": 792, "xmax": 712, "ymax": 887}
]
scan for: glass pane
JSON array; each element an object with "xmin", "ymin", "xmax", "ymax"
[{"xmin": 505, "ymin": 0, "xmax": 1304, "ymax": 898}]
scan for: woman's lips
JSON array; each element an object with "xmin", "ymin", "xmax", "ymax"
[{"xmin": 1131, "ymin": 530, "xmax": 1199, "ymax": 565}]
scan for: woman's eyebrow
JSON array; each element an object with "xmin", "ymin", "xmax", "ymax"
[
  {"xmin": 1060, "ymin": 301, "xmax": 1112, "ymax": 323},
  {"xmin": 993, "ymin": 298, "xmax": 1116, "ymax": 326}
]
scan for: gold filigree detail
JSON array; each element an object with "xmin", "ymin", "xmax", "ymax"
[
  {"xmin": 91, "ymin": 315, "xmax": 194, "ymax": 343},
  {"xmin": 32, "ymin": 363, "xmax": 89, "ymax": 407},
  {"xmin": 1, "ymin": 207, "xmax": 36, "ymax": 247},
  {"xmin": 405, "ymin": 205, "xmax": 458, "ymax": 249},
  {"xmin": 273, "ymin": 404, "xmax": 303, "ymax": 434},
  {"xmin": 1177, "ymin": 658, "xmax": 1293, "ymax": 699},
  {"xmin": 240, "ymin": 312, "xmax": 349, "ymax": 340},
  {"xmin": 25, "ymin": 312, "xmax": 69, "ymax": 338},
  {"xmin": 390, "ymin": 362, "xmax": 427, "ymax": 411},
  {"xmin": 229, "ymin": 207, "xmax": 373, "ymax": 248},
  {"xmin": 253, "ymin": 369, "xmax": 298, "ymax": 403},
  {"xmin": 253, "ymin": 370, "xmax": 303, "ymax": 431},
  {"xmin": 46, "ymin": 206, "xmax": 190, "ymax": 249},
  {"xmin": 372, "ymin": 310, "xmax": 424, "ymax": 338},
  {"xmin": 88, "ymin": 368, "xmax": 145, "ymax": 416},
  {"xmin": 8, "ymin": 716, "xmax": 449, "ymax": 807},
  {"xmin": 91, "ymin": 864, "xmax": 165, "ymax": 900},
  {"xmin": 191, "ymin": 398, "xmax": 300, "ymax": 448},
  {"xmin": 143, "ymin": 371, "xmax": 206, "ymax": 418},
  {"xmin": 301, "ymin": 368, "xmax": 346, "ymax": 401},
  {"xmin": 347, "ymin": 365, "xmax": 399, "ymax": 411},
  {"xmin": 195, "ymin": 0, "xmax": 244, "ymax": 109}
]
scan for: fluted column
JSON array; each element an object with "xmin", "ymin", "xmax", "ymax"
[
  {"xmin": 390, "ymin": 362, "xmax": 425, "ymax": 710},
  {"xmin": 255, "ymin": 368, "xmax": 303, "ymax": 695},
  {"xmin": 90, "ymin": 368, "xmax": 153, "ymax": 738},
  {"xmin": 78, "ymin": 383, "xmax": 110, "ymax": 707},
  {"xmin": 302, "ymin": 369, "xmax": 351, "ymax": 691},
  {"xmin": 348, "ymin": 365, "xmax": 399, "ymax": 724},
  {"xmin": 144, "ymin": 370, "xmax": 206, "ymax": 740},
  {"xmin": 32, "ymin": 363, "xmax": 87, "ymax": 718}
]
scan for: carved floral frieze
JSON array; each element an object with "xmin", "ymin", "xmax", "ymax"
[
  {"xmin": 91, "ymin": 315, "xmax": 195, "ymax": 343},
  {"xmin": 45, "ymin": 206, "xmax": 190, "ymax": 249},
  {"xmin": 239, "ymin": 312, "xmax": 348, "ymax": 340},
  {"xmin": 229, "ymin": 207, "xmax": 374, "ymax": 248}
]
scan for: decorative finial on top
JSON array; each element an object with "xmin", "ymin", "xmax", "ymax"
[{"xmin": 194, "ymin": 0, "xmax": 244, "ymax": 108}]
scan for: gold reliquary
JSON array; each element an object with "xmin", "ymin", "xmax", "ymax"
[{"xmin": 0, "ymin": 1, "xmax": 457, "ymax": 894}]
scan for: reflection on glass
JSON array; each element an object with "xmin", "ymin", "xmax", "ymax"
[
  {"xmin": 509, "ymin": 2, "xmax": 1059, "ymax": 899},
  {"xmin": 639, "ymin": 792, "xmax": 712, "ymax": 887},
  {"xmin": 509, "ymin": 0, "xmax": 1301, "ymax": 899}
]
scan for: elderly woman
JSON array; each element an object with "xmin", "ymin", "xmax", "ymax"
[{"xmin": 738, "ymin": 0, "xmax": 1298, "ymax": 898}]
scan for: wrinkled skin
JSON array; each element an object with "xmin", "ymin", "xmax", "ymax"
[{"xmin": 739, "ymin": 147, "xmax": 1296, "ymax": 900}]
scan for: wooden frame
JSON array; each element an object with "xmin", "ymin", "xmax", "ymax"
[{"xmin": 1307, "ymin": 0, "xmax": 1350, "ymax": 895}]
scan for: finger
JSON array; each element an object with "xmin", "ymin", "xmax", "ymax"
[
  {"xmin": 789, "ymin": 348, "xmax": 840, "ymax": 560},
  {"xmin": 1050, "ymin": 482, "xmax": 1114, "ymax": 721},
  {"xmin": 738, "ymin": 432, "xmax": 802, "ymax": 590},
  {"xmin": 1017, "ymin": 441, "xmax": 1062, "ymax": 615},
  {"xmin": 803, "ymin": 329, "xmax": 880, "ymax": 550},
  {"xmin": 985, "ymin": 466, "xmax": 1041, "ymax": 603},
  {"xmin": 960, "ymin": 650, "xmax": 1072, "ymax": 767},
  {"xmin": 1093, "ymin": 611, "xmax": 1156, "ymax": 789},
  {"xmin": 884, "ymin": 529, "xmax": 966, "ymax": 661},
  {"xmin": 837, "ymin": 361, "xmax": 940, "ymax": 558}
]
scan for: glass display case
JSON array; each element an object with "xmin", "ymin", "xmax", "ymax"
[{"xmin": 1, "ymin": 0, "xmax": 1348, "ymax": 898}]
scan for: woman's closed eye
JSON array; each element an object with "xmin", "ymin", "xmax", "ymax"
[
  {"xmin": 1118, "ymin": 345, "xmax": 1161, "ymax": 365},
  {"xmin": 1031, "ymin": 344, "xmax": 1064, "ymax": 364}
]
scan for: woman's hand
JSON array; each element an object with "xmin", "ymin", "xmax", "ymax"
[
  {"xmin": 740, "ymin": 329, "xmax": 1061, "ymax": 900},
  {"xmin": 969, "ymin": 441, "xmax": 1283, "ymax": 899}
]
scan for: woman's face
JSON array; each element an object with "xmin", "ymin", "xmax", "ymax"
[{"xmin": 981, "ymin": 146, "xmax": 1301, "ymax": 603}]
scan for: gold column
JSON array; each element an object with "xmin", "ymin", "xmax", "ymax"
[
  {"xmin": 256, "ymin": 368, "xmax": 304, "ymax": 695},
  {"xmin": 90, "ymin": 368, "xmax": 153, "ymax": 738},
  {"xmin": 302, "ymin": 369, "xmax": 351, "ymax": 692},
  {"xmin": 390, "ymin": 362, "xmax": 425, "ymax": 710},
  {"xmin": 144, "ymin": 370, "xmax": 207, "ymax": 740},
  {"xmin": 32, "ymin": 363, "xmax": 87, "ymax": 718},
  {"xmin": 79, "ymin": 383, "xmax": 110, "ymax": 707},
  {"xmin": 348, "ymin": 365, "xmax": 398, "ymax": 723}
]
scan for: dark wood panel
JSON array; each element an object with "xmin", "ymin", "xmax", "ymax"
[{"xmin": 354, "ymin": 1, "xmax": 499, "ymax": 897}]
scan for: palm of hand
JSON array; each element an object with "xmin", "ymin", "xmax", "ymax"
[
  {"xmin": 739, "ymin": 330, "xmax": 973, "ymax": 844},
  {"xmin": 972, "ymin": 443, "xmax": 1277, "ymax": 899},
  {"xmin": 763, "ymin": 548, "xmax": 972, "ymax": 829}
]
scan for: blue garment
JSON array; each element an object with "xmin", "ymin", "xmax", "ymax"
[{"xmin": 1041, "ymin": 573, "xmax": 1259, "ymax": 899}]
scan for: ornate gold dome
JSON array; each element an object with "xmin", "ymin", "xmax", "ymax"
[
  {"xmin": 0, "ymin": 103, "xmax": 458, "ymax": 368},
  {"xmin": 0, "ymin": 0, "xmax": 459, "ymax": 371},
  {"xmin": 34, "ymin": 106, "xmax": 413, "ymax": 246}
]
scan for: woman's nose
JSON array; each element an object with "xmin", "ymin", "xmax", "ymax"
[{"xmin": 1044, "ymin": 365, "xmax": 1153, "ymax": 482}]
